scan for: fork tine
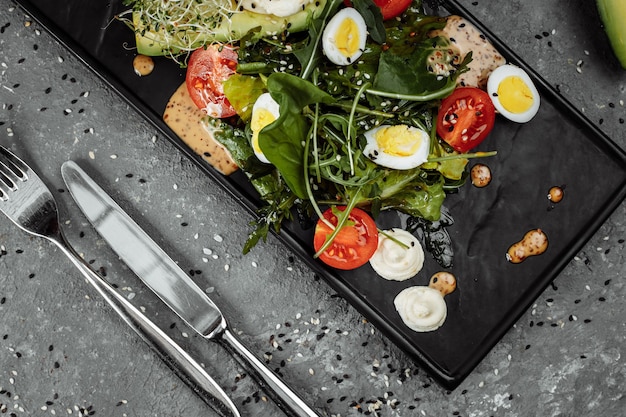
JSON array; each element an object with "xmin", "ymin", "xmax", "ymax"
[
  {"xmin": 0, "ymin": 146, "xmax": 30, "ymax": 201},
  {"xmin": 0, "ymin": 146, "xmax": 29, "ymax": 179}
]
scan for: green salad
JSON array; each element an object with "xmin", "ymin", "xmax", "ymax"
[{"xmin": 122, "ymin": 0, "xmax": 500, "ymax": 270}]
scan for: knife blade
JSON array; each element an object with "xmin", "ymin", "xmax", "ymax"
[
  {"xmin": 59, "ymin": 161, "xmax": 240, "ymax": 417},
  {"xmin": 61, "ymin": 160, "xmax": 321, "ymax": 417}
]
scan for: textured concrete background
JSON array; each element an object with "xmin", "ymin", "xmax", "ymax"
[{"xmin": 1, "ymin": 0, "xmax": 625, "ymax": 416}]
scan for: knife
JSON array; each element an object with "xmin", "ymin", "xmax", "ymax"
[
  {"xmin": 61, "ymin": 160, "xmax": 321, "ymax": 417},
  {"xmin": 58, "ymin": 163, "xmax": 240, "ymax": 417}
]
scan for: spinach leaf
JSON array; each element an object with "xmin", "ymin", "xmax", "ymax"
[
  {"xmin": 373, "ymin": 35, "xmax": 463, "ymax": 97},
  {"xmin": 259, "ymin": 73, "xmax": 336, "ymax": 199},
  {"xmin": 350, "ymin": 0, "xmax": 386, "ymax": 44}
]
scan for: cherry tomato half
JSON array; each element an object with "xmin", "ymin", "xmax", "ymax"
[
  {"xmin": 343, "ymin": 0, "xmax": 413, "ymax": 20},
  {"xmin": 436, "ymin": 87, "xmax": 496, "ymax": 153},
  {"xmin": 314, "ymin": 206, "xmax": 379, "ymax": 270},
  {"xmin": 185, "ymin": 45, "xmax": 238, "ymax": 118}
]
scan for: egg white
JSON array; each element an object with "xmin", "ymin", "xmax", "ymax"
[
  {"xmin": 239, "ymin": 0, "xmax": 312, "ymax": 17},
  {"xmin": 322, "ymin": 7, "xmax": 367, "ymax": 66},
  {"xmin": 363, "ymin": 124, "xmax": 430, "ymax": 170},
  {"xmin": 487, "ymin": 64, "xmax": 540, "ymax": 123},
  {"xmin": 250, "ymin": 93, "xmax": 280, "ymax": 164}
]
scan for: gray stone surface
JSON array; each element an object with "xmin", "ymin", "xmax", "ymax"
[{"xmin": 1, "ymin": 0, "xmax": 625, "ymax": 416}]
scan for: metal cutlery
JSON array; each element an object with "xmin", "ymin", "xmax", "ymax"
[
  {"xmin": 0, "ymin": 145, "xmax": 240, "ymax": 417},
  {"xmin": 61, "ymin": 160, "xmax": 322, "ymax": 417}
]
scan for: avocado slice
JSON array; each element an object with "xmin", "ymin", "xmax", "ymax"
[
  {"xmin": 597, "ymin": 0, "xmax": 626, "ymax": 69},
  {"xmin": 133, "ymin": 0, "xmax": 328, "ymax": 56}
]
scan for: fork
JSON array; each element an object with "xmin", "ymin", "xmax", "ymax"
[{"xmin": 0, "ymin": 145, "xmax": 240, "ymax": 417}]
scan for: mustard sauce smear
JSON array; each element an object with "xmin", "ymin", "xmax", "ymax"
[{"xmin": 163, "ymin": 83, "xmax": 238, "ymax": 175}]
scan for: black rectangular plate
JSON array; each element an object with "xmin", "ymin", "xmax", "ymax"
[{"xmin": 15, "ymin": 0, "xmax": 626, "ymax": 389}]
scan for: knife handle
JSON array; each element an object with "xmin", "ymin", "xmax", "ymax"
[
  {"xmin": 218, "ymin": 327, "xmax": 321, "ymax": 417},
  {"xmin": 56, "ymin": 237, "xmax": 241, "ymax": 417}
]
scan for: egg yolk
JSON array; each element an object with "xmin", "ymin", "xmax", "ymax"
[
  {"xmin": 251, "ymin": 108, "xmax": 277, "ymax": 155},
  {"xmin": 375, "ymin": 125, "xmax": 422, "ymax": 156},
  {"xmin": 497, "ymin": 76, "xmax": 534, "ymax": 114},
  {"xmin": 336, "ymin": 18, "xmax": 361, "ymax": 58}
]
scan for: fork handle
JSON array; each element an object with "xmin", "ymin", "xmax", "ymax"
[{"xmin": 52, "ymin": 239, "xmax": 240, "ymax": 417}]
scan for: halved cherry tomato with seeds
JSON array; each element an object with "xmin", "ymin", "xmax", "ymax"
[
  {"xmin": 436, "ymin": 87, "xmax": 496, "ymax": 153},
  {"xmin": 185, "ymin": 45, "xmax": 238, "ymax": 118},
  {"xmin": 313, "ymin": 206, "xmax": 379, "ymax": 270},
  {"xmin": 343, "ymin": 0, "xmax": 413, "ymax": 20}
]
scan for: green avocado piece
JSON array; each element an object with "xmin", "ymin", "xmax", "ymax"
[
  {"xmin": 133, "ymin": 0, "xmax": 327, "ymax": 56},
  {"xmin": 597, "ymin": 0, "xmax": 626, "ymax": 69}
]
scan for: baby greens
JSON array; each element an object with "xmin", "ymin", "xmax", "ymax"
[{"xmin": 212, "ymin": 0, "xmax": 475, "ymax": 255}]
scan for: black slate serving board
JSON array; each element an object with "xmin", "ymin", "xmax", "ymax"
[{"xmin": 15, "ymin": 0, "xmax": 626, "ymax": 389}]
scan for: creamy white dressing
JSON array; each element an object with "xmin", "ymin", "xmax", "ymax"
[
  {"xmin": 394, "ymin": 286, "xmax": 447, "ymax": 332},
  {"xmin": 369, "ymin": 228, "xmax": 424, "ymax": 281}
]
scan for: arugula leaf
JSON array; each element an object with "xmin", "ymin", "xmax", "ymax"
[{"xmin": 293, "ymin": 0, "xmax": 344, "ymax": 80}]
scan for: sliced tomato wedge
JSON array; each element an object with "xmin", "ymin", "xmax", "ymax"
[
  {"xmin": 436, "ymin": 87, "xmax": 496, "ymax": 153},
  {"xmin": 343, "ymin": 0, "xmax": 412, "ymax": 20},
  {"xmin": 185, "ymin": 45, "xmax": 238, "ymax": 118},
  {"xmin": 314, "ymin": 206, "xmax": 379, "ymax": 270}
]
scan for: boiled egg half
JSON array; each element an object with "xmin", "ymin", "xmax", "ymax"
[
  {"xmin": 487, "ymin": 64, "xmax": 540, "ymax": 123},
  {"xmin": 239, "ymin": 0, "xmax": 313, "ymax": 17},
  {"xmin": 322, "ymin": 7, "xmax": 367, "ymax": 66},
  {"xmin": 363, "ymin": 124, "xmax": 430, "ymax": 170},
  {"xmin": 250, "ymin": 93, "xmax": 280, "ymax": 164}
]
